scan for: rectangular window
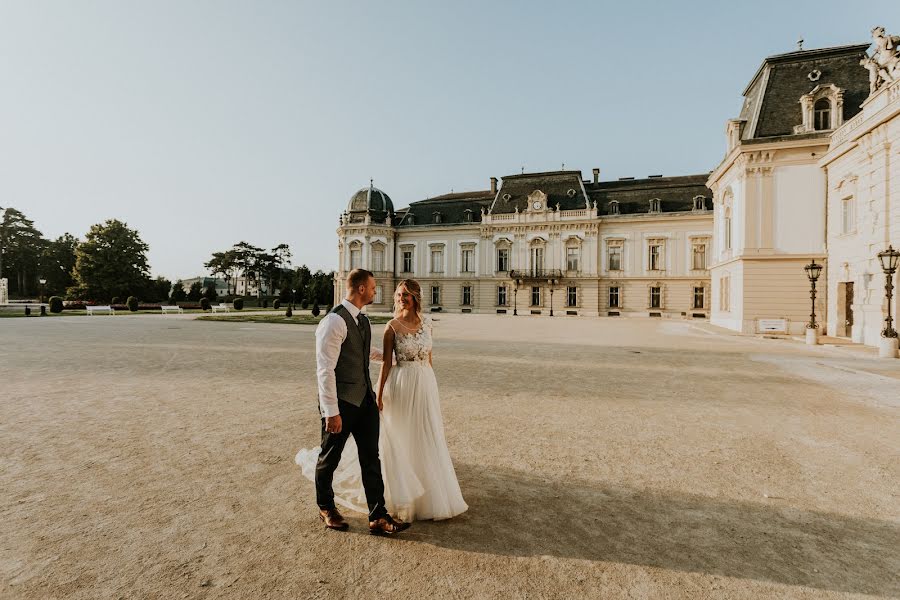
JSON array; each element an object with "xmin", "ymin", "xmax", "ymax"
[
  {"xmin": 567, "ymin": 286, "xmax": 577, "ymax": 307},
  {"xmin": 431, "ymin": 286, "xmax": 441, "ymax": 305},
  {"xmin": 430, "ymin": 248, "xmax": 443, "ymax": 273},
  {"xmin": 375, "ymin": 285, "xmax": 383, "ymax": 305},
  {"xmin": 608, "ymin": 244, "xmax": 622, "ymax": 271},
  {"xmin": 692, "ymin": 243, "xmax": 707, "ymax": 270},
  {"xmin": 566, "ymin": 247, "xmax": 579, "ymax": 272},
  {"xmin": 650, "ymin": 286, "xmax": 661, "ymax": 308},
  {"xmin": 402, "ymin": 250, "xmax": 413, "ymax": 273},
  {"xmin": 609, "ymin": 286, "xmax": 620, "ymax": 308},
  {"xmin": 693, "ymin": 286, "xmax": 705, "ymax": 309},
  {"xmin": 350, "ymin": 248, "xmax": 361, "ymax": 270},
  {"xmin": 724, "ymin": 217, "xmax": 732, "ymax": 251},
  {"xmin": 649, "ymin": 243, "xmax": 662, "ymax": 271},
  {"xmin": 841, "ymin": 197, "xmax": 855, "ymax": 234},
  {"xmin": 497, "ymin": 248, "xmax": 509, "ymax": 272},
  {"xmin": 531, "ymin": 247, "xmax": 544, "ymax": 273},
  {"xmin": 531, "ymin": 286, "xmax": 541, "ymax": 306},
  {"xmin": 462, "ymin": 285, "xmax": 472, "ymax": 306},
  {"xmin": 497, "ymin": 285, "xmax": 507, "ymax": 306},
  {"xmin": 373, "ymin": 248, "xmax": 384, "ymax": 272},
  {"xmin": 461, "ymin": 248, "xmax": 474, "ymax": 272}
]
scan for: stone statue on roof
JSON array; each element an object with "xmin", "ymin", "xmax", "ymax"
[{"xmin": 862, "ymin": 26, "xmax": 900, "ymax": 94}]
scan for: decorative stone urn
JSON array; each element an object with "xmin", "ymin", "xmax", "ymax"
[
  {"xmin": 805, "ymin": 327, "xmax": 819, "ymax": 345},
  {"xmin": 878, "ymin": 336, "xmax": 899, "ymax": 359}
]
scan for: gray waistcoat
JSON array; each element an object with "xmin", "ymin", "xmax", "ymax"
[{"xmin": 331, "ymin": 304, "xmax": 374, "ymax": 407}]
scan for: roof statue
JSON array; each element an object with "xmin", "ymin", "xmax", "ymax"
[{"xmin": 861, "ymin": 26, "xmax": 900, "ymax": 94}]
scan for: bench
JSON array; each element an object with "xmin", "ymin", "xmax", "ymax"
[
  {"xmin": 160, "ymin": 305, "xmax": 184, "ymax": 315},
  {"xmin": 210, "ymin": 303, "xmax": 231, "ymax": 313},
  {"xmin": 86, "ymin": 305, "xmax": 115, "ymax": 316}
]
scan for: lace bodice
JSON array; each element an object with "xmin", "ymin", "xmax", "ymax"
[{"xmin": 392, "ymin": 316, "xmax": 433, "ymax": 363}]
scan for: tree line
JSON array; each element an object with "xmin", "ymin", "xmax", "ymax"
[{"xmin": 0, "ymin": 206, "xmax": 334, "ymax": 305}]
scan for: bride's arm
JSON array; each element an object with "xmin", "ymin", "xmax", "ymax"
[{"xmin": 376, "ymin": 323, "xmax": 396, "ymax": 411}]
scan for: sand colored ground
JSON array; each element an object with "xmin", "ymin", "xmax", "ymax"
[{"xmin": 1, "ymin": 314, "xmax": 898, "ymax": 599}]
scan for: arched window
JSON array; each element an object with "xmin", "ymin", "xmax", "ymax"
[
  {"xmin": 724, "ymin": 207, "xmax": 732, "ymax": 251},
  {"xmin": 608, "ymin": 200, "xmax": 620, "ymax": 215},
  {"xmin": 814, "ymin": 99, "xmax": 831, "ymax": 130}
]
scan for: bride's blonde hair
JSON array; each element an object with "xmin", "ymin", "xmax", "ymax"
[{"xmin": 393, "ymin": 279, "xmax": 423, "ymax": 319}]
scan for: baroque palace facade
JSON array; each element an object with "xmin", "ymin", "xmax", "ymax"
[
  {"xmin": 334, "ymin": 24, "xmax": 900, "ymax": 354},
  {"xmin": 334, "ymin": 171, "xmax": 713, "ymax": 318}
]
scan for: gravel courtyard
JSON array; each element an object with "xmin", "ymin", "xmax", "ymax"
[{"xmin": 1, "ymin": 314, "xmax": 898, "ymax": 599}]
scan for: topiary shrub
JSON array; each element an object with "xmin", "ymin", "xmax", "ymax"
[
  {"xmin": 126, "ymin": 296, "xmax": 139, "ymax": 312},
  {"xmin": 111, "ymin": 296, "xmax": 121, "ymax": 305},
  {"xmin": 273, "ymin": 299, "xmax": 280, "ymax": 310},
  {"xmin": 285, "ymin": 306, "xmax": 293, "ymax": 317},
  {"xmin": 312, "ymin": 302, "xmax": 320, "ymax": 317},
  {"xmin": 301, "ymin": 298, "xmax": 309, "ymax": 310},
  {"xmin": 233, "ymin": 297, "xmax": 244, "ymax": 311},
  {"xmin": 49, "ymin": 296, "xmax": 63, "ymax": 313},
  {"xmin": 200, "ymin": 297, "xmax": 211, "ymax": 311}
]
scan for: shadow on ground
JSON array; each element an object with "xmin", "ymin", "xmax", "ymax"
[{"xmin": 356, "ymin": 464, "xmax": 899, "ymax": 597}]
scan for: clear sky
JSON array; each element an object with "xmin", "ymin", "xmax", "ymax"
[{"xmin": 1, "ymin": 1, "xmax": 895, "ymax": 280}]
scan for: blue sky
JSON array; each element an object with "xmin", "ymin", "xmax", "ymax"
[{"xmin": 0, "ymin": 1, "xmax": 895, "ymax": 279}]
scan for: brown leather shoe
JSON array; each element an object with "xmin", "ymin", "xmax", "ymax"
[
  {"xmin": 319, "ymin": 507, "xmax": 349, "ymax": 531},
  {"xmin": 368, "ymin": 514, "xmax": 411, "ymax": 536}
]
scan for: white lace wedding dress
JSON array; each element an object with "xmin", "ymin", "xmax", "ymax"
[{"xmin": 296, "ymin": 316, "xmax": 468, "ymax": 521}]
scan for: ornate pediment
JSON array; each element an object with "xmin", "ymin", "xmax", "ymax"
[{"xmin": 527, "ymin": 190, "xmax": 548, "ymax": 212}]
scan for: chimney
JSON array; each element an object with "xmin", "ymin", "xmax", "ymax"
[
  {"xmin": 490, "ymin": 177, "xmax": 498, "ymax": 195},
  {"xmin": 592, "ymin": 168, "xmax": 600, "ymax": 183}
]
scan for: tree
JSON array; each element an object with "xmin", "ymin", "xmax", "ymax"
[
  {"xmin": 144, "ymin": 276, "xmax": 172, "ymax": 303},
  {"xmin": 69, "ymin": 219, "xmax": 151, "ymax": 301},
  {"xmin": 0, "ymin": 207, "xmax": 46, "ymax": 297},
  {"xmin": 39, "ymin": 233, "xmax": 78, "ymax": 298},
  {"xmin": 231, "ymin": 241, "xmax": 263, "ymax": 296},
  {"xmin": 187, "ymin": 281, "xmax": 202, "ymax": 301},
  {"xmin": 171, "ymin": 280, "xmax": 188, "ymax": 303},
  {"xmin": 205, "ymin": 251, "xmax": 236, "ymax": 295},
  {"xmin": 203, "ymin": 281, "xmax": 218, "ymax": 301}
]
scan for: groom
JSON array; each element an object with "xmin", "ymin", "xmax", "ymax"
[{"xmin": 314, "ymin": 268, "xmax": 410, "ymax": 535}]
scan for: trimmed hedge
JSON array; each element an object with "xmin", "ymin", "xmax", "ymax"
[
  {"xmin": 200, "ymin": 297, "xmax": 211, "ymax": 311},
  {"xmin": 273, "ymin": 299, "xmax": 281, "ymax": 310},
  {"xmin": 126, "ymin": 297, "xmax": 139, "ymax": 312},
  {"xmin": 49, "ymin": 296, "xmax": 64, "ymax": 313},
  {"xmin": 233, "ymin": 298, "xmax": 244, "ymax": 311}
]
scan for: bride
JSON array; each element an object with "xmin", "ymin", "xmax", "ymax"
[{"xmin": 296, "ymin": 279, "xmax": 467, "ymax": 521}]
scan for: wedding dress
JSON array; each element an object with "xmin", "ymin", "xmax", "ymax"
[{"xmin": 296, "ymin": 316, "xmax": 467, "ymax": 521}]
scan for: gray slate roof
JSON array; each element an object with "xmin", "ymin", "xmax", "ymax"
[
  {"xmin": 740, "ymin": 43, "xmax": 870, "ymax": 140},
  {"xmin": 488, "ymin": 171, "xmax": 589, "ymax": 215},
  {"xmin": 395, "ymin": 190, "xmax": 494, "ymax": 227},
  {"xmin": 585, "ymin": 174, "xmax": 711, "ymax": 215}
]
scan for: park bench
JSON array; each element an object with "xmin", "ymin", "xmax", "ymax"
[
  {"xmin": 210, "ymin": 303, "xmax": 231, "ymax": 313},
  {"xmin": 86, "ymin": 305, "xmax": 115, "ymax": 316},
  {"xmin": 160, "ymin": 305, "xmax": 184, "ymax": 315}
]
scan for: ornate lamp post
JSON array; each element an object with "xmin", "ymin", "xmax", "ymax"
[
  {"xmin": 513, "ymin": 277, "xmax": 521, "ymax": 316},
  {"xmin": 877, "ymin": 245, "xmax": 899, "ymax": 358},
  {"xmin": 39, "ymin": 278, "xmax": 46, "ymax": 304},
  {"xmin": 548, "ymin": 276, "xmax": 559, "ymax": 316},
  {"xmin": 803, "ymin": 259, "xmax": 822, "ymax": 345}
]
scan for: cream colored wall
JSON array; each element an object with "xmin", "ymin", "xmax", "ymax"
[
  {"xmin": 772, "ymin": 164, "xmax": 826, "ymax": 254},
  {"xmin": 821, "ymin": 79, "xmax": 900, "ymax": 345}
]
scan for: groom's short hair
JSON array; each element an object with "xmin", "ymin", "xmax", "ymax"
[{"xmin": 347, "ymin": 268, "xmax": 374, "ymax": 291}]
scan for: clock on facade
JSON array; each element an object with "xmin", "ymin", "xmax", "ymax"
[{"xmin": 533, "ymin": 200, "xmax": 542, "ymax": 210}]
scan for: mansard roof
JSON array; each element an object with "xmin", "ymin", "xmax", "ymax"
[
  {"xmin": 738, "ymin": 43, "xmax": 870, "ymax": 140},
  {"xmin": 395, "ymin": 190, "xmax": 494, "ymax": 227},
  {"xmin": 488, "ymin": 171, "xmax": 589, "ymax": 215},
  {"xmin": 585, "ymin": 174, "xmax": 711, "ymax": 215}
]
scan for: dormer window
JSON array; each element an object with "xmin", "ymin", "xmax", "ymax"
[
  {"xmin": 649, "ymin": 198, "xmax": 661, "ymax": 213},
  {"xmin": 433, "ymin": 211, "xmax": 443, "ymax": 224},
  {"xmin": 814, "ymin": 99, "xmax": 831, "ymax": 131},
  {"xmin": 464, "ymin": 209, "xmax": 474, "ymax": 222},
  {"xmin": 795, "ymin": 84, "xmax": 843, "ymax": 134},
  {"xmin": 608, "ymin": 200, "xmax": 620, "ymax": 215},
  {"xmin": 406, "ymin": 213, "xmax": 415, "ymax": 225},
  {"xmin": 692, "ymin": 195, "xmax": 707, "ymax": 211}
]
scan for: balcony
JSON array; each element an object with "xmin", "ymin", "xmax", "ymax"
[{"xmin": 509, "ymin": 269, "xmax": 564, "ymax": 283}]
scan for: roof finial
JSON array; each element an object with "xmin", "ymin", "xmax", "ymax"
[
  {"xmin": 369, "ymin": 177, "xmax": 374, "ymax": 188},
  {"xmin": 521, "ymin": 165, "xmax": 524, "ymax": 174},
  {"xmin": 561, "ymin": 162, "xmax": 565, "ymax": 170},
  {"xmin": 796, "ymin": 37, "xmax": 804, "ymax": 51}
]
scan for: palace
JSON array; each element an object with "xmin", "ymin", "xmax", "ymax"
[{"xmin": 334, "ymin": 25, "xmax": 900, "ymax": 355}]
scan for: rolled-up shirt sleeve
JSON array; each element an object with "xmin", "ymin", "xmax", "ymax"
[{"xmin": 315, "ymin": 314, "xmax": 345, "ymax": 418}]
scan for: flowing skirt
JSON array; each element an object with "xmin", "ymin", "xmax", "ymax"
[{"xmin": 296, "ymin": 361, "xmax": 467, "ymax": 521}]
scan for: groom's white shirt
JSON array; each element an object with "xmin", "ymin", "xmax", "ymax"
[{"xmin": 315, "ymin": 298, "xmax": 384, "ymax": 418}]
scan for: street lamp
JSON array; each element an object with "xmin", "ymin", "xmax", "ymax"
[
  {"xmin": 513, "ymin": 278, "xmax": 520, "ymax": 316},
  {"xmin": 877, "ymin": 245, "xmax": 899, "ymax": 358},
  {"xmin": 38, "ymin": 278, "xmax": 46, "ymax": 304},
  {"xmin": 548, "ymin": 277, "xmax": 559, "ymax": 316},
  {"xmin": 803, "ymin": 260, "xmax": 822, "ymax": 345}
]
